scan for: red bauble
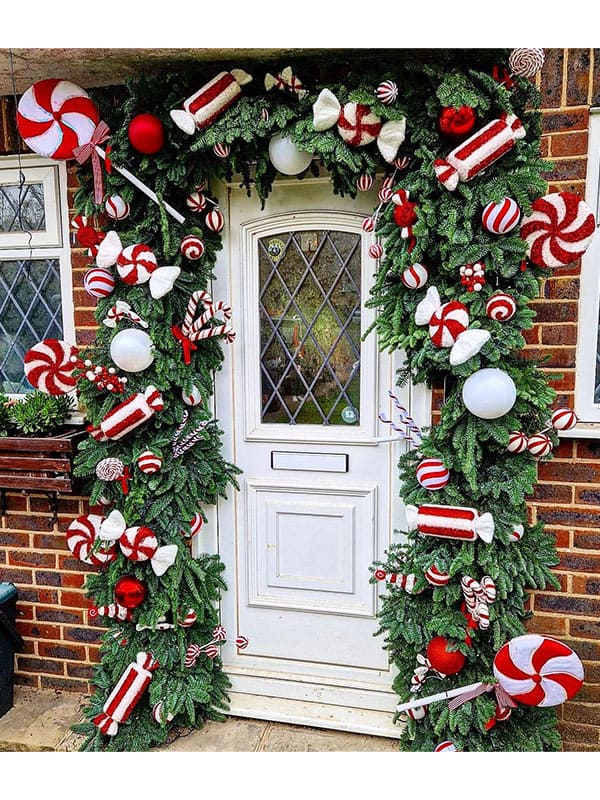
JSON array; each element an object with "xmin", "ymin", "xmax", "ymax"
[
  {"xmin": 393, "ymin": 201, "xmax": 418, "ymax": 228},
  {"xmin": 426, "ymin": 635, "xmax": 467, "ymax": 675},
  {"xmin": 128, "ymin": 113, "xmax": 165, "ymax": 155},
  {"xmin": 438, "ymin": 106, "xmax": 477, "ymax": 139},
  {"xmin": 114, "ymin": 575, "xmax": 147, "ymax": 609}
]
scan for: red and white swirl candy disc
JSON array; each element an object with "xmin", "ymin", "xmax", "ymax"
[
  {"xmin": 520, "ymin": 192, "xmax": 596, "ymax": 269},
  {"xmin": 493, "ymin": 634, "xmax": 584, "ymax": 707},
  {"xmin": 116, "ymin": 244, "xmax": 157, "ymax": 285},
  {"xmin": 66, "ymin": 514, "xmax": 117, "ymax": 567},
  {"xmin": 482, "ymin": 197, "xmax": 521, "ymax": 234},
  {"xmin": 401, "ymin": 263, "xmax": 429, "ymax": 289},
  {"xmin": 429, "ymin": 301, "xmax": 469, "ymax": 347},
  {"xmin": 486, "ymin": 293, "xmax": 517, "ymax": 321},
  {"xmin": 24, "ymin": 339, "xmax": 78, "ymax": 395},
  {"xmin": 181, "ymin": 235, "xmax": 205, "ymax": 260},
  {"xmin": 119, "ymin": 526, "xmax": 158, "ymax": 562},
  {"xmin": 416, "ymin": 458, "xmax": 450, "ymax": 490},
  {"xmin": 16, "ymin": 79, "xmax": 100, "ymax": 160}
]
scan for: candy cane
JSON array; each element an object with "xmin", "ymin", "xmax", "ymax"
[
  {"xmin": 171, "ymin": 409, "xmax": 212, "ymax": 458},
  {"xmin": 173, "ymin": 291, "xmax": 236, "ymax": 365},
  {"xmin": 102, "ymin": 300, "xmax": 148, "ymax": 329},
  {"xmin": 374, "ymin": 568, "xmax": 417, "ymax": 594}
]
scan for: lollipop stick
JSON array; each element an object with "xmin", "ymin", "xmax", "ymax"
[
  {"xmin": 396, "ymin": 681, "xmax": 484, "ymax": 713},
  {"xmin": 95, "ymin": 146, "xmax": 186, "ymax": 224}
]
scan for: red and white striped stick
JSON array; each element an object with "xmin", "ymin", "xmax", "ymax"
[{"xmin": 397, "ymin": 682, "xmax": 485, "ymax": 713}]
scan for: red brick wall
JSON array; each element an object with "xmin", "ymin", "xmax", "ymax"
[{"xmin": 1, "ymin": 50, "xmax": 600, "ymax": 749}]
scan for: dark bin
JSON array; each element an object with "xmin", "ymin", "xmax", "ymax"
[{"xmin": 0, "ymin": 582, "xmax": 23, "ymax": 718}]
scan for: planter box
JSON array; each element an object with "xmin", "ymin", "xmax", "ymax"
[{"xmin": 0, "ymin": 428, "xmax": 85, "ymax": 493}]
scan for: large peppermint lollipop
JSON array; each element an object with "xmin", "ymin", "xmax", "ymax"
[
  {"xmin": 23, "ymin": 339, "xmax": 78, "ymax": 395},
  {"xmin": 493, "ymin": 634, "xmax": 584, "ymax": 707}
]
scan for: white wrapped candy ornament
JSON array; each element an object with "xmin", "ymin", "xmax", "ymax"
[
  {"xmin": 87, "ymin": 385, "xmax": 164, "ymax": 442},
  {"xmin": 96, "ymin": 509, "xmax": 178, "ymax": 577},
  {"xmin": 93, "ymin": 652, "xmax": 159, "ymax": 737},
  {"xmin": 117, "ymin": 243, "xmax": 157, "ymax": 285},
  {"xmin": 170, "ymin": 69, "xmax": 253, "ymax": 134},
  {"xmin": 65, "ymin": 514, "xmax": 117, "ymax": 567},
  {"xmin": 95, "ymin": 230, "xmax": 180, "ymax": 299},
  {"xmin": 312, "ymin": 88, "xmax": 406, "ymax": 163}
]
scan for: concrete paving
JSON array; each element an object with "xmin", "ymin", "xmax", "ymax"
[{"xmin": 0, "ymin": 687, "xmax": 399, "ymax": 752}]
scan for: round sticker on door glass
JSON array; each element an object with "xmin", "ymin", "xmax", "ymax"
[
  {"xmin": 267, "ymin": 238, "xmax": 285, "ymax": 266},
  {"xmin": 341, "ymin": 406, "xmax": 358, "ymax": 424}
]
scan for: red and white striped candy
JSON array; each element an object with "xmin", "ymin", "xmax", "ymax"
[
  {"xmin": 205, "ymin": 209, "xmax": 225, "ymax": 232},
  {"xmin": 93, "ymin": 652, "xmax": 158, "ymax": 736},
  {"xmin": 495, "ymin": 705, "xmax": 512, "ymax": 722},
  {"xmin": 24, "ymin": 339, "xmax": 78, "ymax": 395},
  {"xmin": 152, "ymin": 701, "xmax": 175, "ymax": 725},
  {"xmin": 406, "ymin": 705, "xmax": 427, "ymax": 720},
  {"xmin": 508, "ymin": 524, "xmax": 524, "ymax": 543},
  {"xmin": 475, "ymin": 601, "xmax": 490, "ymax": 629},
  {"xmin": 429, "ymin": 301, "xmax": 469, "ymax": 347},
  {"xmin": 362, "ymin": 216, "xmax": 375, "ymax": 232},
  {"xmin": 87, "ymin": 386, "xmax": 164, "ymax": 442},
  {"xmin": 338, "ymin": 103, "xmax": 382, "ymax": 147},
  {"xmin": 137, "ymin": 451, "xmax": 163, "ymax": 474},
  {"xmin": 551, "ymin": 407, "xmax": 577, "ymax": 431},
  {"xmin": 180, "ymin": 235, "xmax": 205, "ymax": 260},
  {"xmin": 177, "ymin": 609, "xmax": 197, "ymax": 627},
  {"xmin": 481, "ymin": 575, "xmax": 496, "ymax": 602},
  {"xmin": 434, "ymin": 741, "xmax": 458, "ymax": 752},
  {"xmin": 104, "ymin": 194, "xmax": 130, "ymax": 221},
  {"xmin": 378, "ymin": 186, "xmax": 393, "ymax": 203},
  {"xmin": 482, "ymin": 197, "xmax": 521, "ymax": 234},
  {"xmin": 204, "ymin": 645, "xmax": 219, "ymax": 659},
  {"xmin": 527, "ymin": 432, "xmax": 553, "ymax": 458},
  {"xmin": 213, "ymin": 625, "xmax": 227, "ymax": 641},
  {"xmin": 83, "ymin": 267, "xmax": 115, "ymax": 298},
  {"xmin": 16, "ymin": 79, "xmax": 100, "ymax": 160},
  {"xmin": 424, "ymin": 565, "xmax": 450, "ymax": 586},
  {"xmin": 182, "ymin": 385, "xmax": 202, "ymax": 406},
  {"xmin": 369, "ymin": 243, "xmax": 383, "ymax": 259},
  {"xmin": 66, "ymin": 514, "xmax": 117, "ymax": 567},
  {"xmin": 416, "ymin": 458, "xmax": 450, "ymax": 491},
  {"xmin": 486, "ymin": 293, "xmax": 517, "ymax": 321},
  {"xmin": 376, "ymin": 80, "xmax": 398, "ymax": 105},
  {"xmin": 507, "ymin": 430, "xmax": 528, "ymax": 454},
  {"xmin": 356, "ymin": 174, "xmax": 374, "ymax": 191},
  {"xmin": 520, "ymin": 192, "xmax": 596, "ymax": 270},
  {"xmin": 171, "ymin": 70, "xmax": 251, "ymax": 133},
  {"xmin": 89, "ymin": 603, "xmax": 132, "ymax": 621},
  {"xmin": 116, "ymin": 244, "xmax": 157, "ymax": 285},
  {"xmin": 374, "ymin": 569, "xmax": 416, "ymax": 593},
  {"xmin": 213, "ymin": 143, "xmax": 230, "ymax": 158},
  {"xmin": 188, "ymin": 513, "xmax": 204, "ymax": 537},
  {"xmin": 119, "ymin": 525, "xmax": 158, "ymax": 562},
  {"xmin": 236, "ymin": 635, "xmax": 249, "ymax": 649},
  {"xmin": 406, "ymin": 503, "xmax": 494, "ymax": 543},
  {"xmin": 401, "ymin": 263, "xmax": 429, "ymax": 289},
  {"xmin": 493, "ymin": 634, "xmax": 584, "ymax": 707},
  {"xmin": 186, "ymin": 191, "xmax": 207, "ymax": 213}
]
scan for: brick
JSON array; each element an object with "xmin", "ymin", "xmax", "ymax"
[
  {"xmin": 0, "ymin": 531, "xmax": 31, "ymax": 547},
  {"xmin": 16, "ymin": 587, "xmax": 59, "ymax": 605},
  {"xmin": 1, "ymin": 493, "xmax": 27, "ymax": 512},
  {"xmin": 13, "ymin": 673, "xmax": 40, "ymax": 688},
  {"xmin": 8, "ymin": 550, "xmax": 56, "ymax": 568},
  {"xmin": 38, "ymin": 642, "xmax": 87, "ymax": 661},
  {"xmin": 5, "ymin": 514, "xmax": 53, "ymax": 533},
  {"xmin": 529, "ymin": 300, "xmax": 578, "ymax": 323},
  {"xmin": 576, "ymin": 487, "xmax": 600, "ymax": 505},
  {"xmin": 571, "ymin": 574, "xmax": 600, "ymax": 594},
  {"xmin": 59, "ymin": 572, "xmax": 86, "ymax": 589},
  {"xmin": 559, "ymin": 552, "xmax": 600, "ymax": 572},
  {"xmin": 538, "ymin": 461, "xmax": 600, "ymax": 484},
  {"xmin": 531, "ymin": 483, "xmax": 573, "ymax": 503},
  {"xmin": 16, "ymin": 656, "xmax": 64, "ymax": 675},
  {"xmin": 522, "ymin": 325, "xmax": 540, "ymax": 345},
  {"xmin": 31, "ymin": 533, "xmax": 70, "ymax": 552},
  {"xmin": 576, "ymin": 441, "xmax": 600, "ymax": 460},
  {"xmin": 40, "ymin": 675, "xmax": 88, "ymax": 692},
  {"xmin": 540, "ymin": 49, "xmax": 565, "ymax": 109},
  {"xmin": 0, "ymin": 568, "xmax": 33, "ymax": 585},
  {"xmin": 547, "ymin": 529, "xmax": 571, "ymax": 549},
  {"xmin": 522, "ymin": 346, "xmax": 576, "ymax": 368},
  {"xmin": 539, "ymin": 507, "xmax": 600, "ymax": 529},
  {"xmin": 540, "ymin": 136, "xmax": 550, "ymax": 158},
  {"xmin": 563, "ymin": 702, "xmax": 600, "ymax": 725},
  {"xmin": 581, "ymin": 663, "xmax": 600, "ymax": 683},
  {"xmin": 566, "ymin": 49, "xmax": 592, "ymax": 105},
  {"xmin": 63, "ymin": 626, "xmax": 102, "ymax": 644},
  {"xmin": 535, "ymin": 593, "xmax": 600, "ymax": 616},
  {"xmin": 18, "ymin": 621, "xmax": 61, "ymax": 640},
  {"xmin": 59, "ymin": 590, "xmax": 90, "ymax": 609},
  {"xmin": 543, "ymin": 371, "xmax": 576, "ymax": 393},
  {"xmin": 550, "ymin": 130, "xmax": 589, "ymax": 157},
  {"xmin": 67, "ymin": 663, "xmax": 95, "ymax": 679},
  {"xmin": 34, "ymin": 571, "xmax": 62, "ymax": 586},
  {"xmin": 525, "ymin": 614, "xmax": 568, "ymax": 636},
  {"xmin": 36, "ymin": 608, "xmax": 83, "ymax": 624},
  {"xmin": 543, "ymin": 157, "xmax": 587, "ymax": 182},
  {"xmin": 570, "ymin": 619, "xmax": 600, "ymax": 640},
  {"xmin": 540, "ymin": 325, "xmax": 578, "ymax": 345},
  {"xmin": 542, "ymin": 109, "xmax": 588, "ymax": 132},
  {"xmin": 58, "ymin": 554, "xmax": 95, "ymax": 572},
  {"xmin": 557, "ymin": 721, "xmax": 599, "ymax": 744},
  {"xmin": 562, "ymin": 742, "xmax": 600, "ymax": 752}
]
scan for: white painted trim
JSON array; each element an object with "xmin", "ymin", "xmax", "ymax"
[{"xmin": 575, "ymin": 107, "xmax": 600, "ymax": 429}]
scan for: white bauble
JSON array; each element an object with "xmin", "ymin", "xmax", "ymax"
[
  {"xmin": 268, "ymin": 135, "xmax": 313, "ymax": 175},
  {"xmin": 110, "ymin": 329, "xmax": 155, "ymax": 373},
  {"xmin": 462, "ymin": 368, "xmax": 517, "ymax": 419}
]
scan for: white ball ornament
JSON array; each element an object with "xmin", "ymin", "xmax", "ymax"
[
  {"xmin": 268, "ymin": 134, "xmax": 313, "ymax": 175},
  {"xmin": 401, "ymin": 263, "xmax": 429, "ymax": 289},
  {"xmin": 182, "ymin": 385, "xmax": 202, "ymax": 406},
  {"xmin": 109, "ymin": 329, "xmax": 155, "ymax": 373},
  {"xmin": 462, "ymin": 368, "xmax": 517, "ymax": 420}
]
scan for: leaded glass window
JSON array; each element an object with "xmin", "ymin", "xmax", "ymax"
[{"xmin": 259, "ymin": 230, "xmax": 362, "ymax": 426}]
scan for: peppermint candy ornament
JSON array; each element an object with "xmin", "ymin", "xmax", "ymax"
[
  {"xmin": 482, "ymin": 197, "xmax": 521, "ymax": 234},
  {"xmin": 434, "ymin": 741, "xmax": 458, "ymax": 753},
  {"xmin": 116, "ymin": 243, "xmax": 158, "ymax": 285},
  {"xmin": 376, "ymin": 80, "xmax": 398, "ymax": 105},
  {"xmin": 527, "ymin": 432, "xmax": 553, "ymax": 458},
  {"xmin": 508, "ymin": 524, "xmax": 525, "ymax": 543},
  {"xmin": 429, "ymin": 301, "xmax": 469, "ymax": 347},
  {"xmin": 83, "ymin": 267, "xmax": 115, "ymax": 299},
  {"xmin": 205, "ymin": 208, "xmax": 225, "ymax": 232},
  {"xmin": 170, "ymin": 69, "xmax": 253, "ymax": 134},
  {"xmin": 356, "ymin": 174, "xmax": 374, "ymax": 192},
  {"xmin": 96, "ymin": 456, "xmax": 128, "ymax": 485},
  {"xmin": 486, "ymin": 293, "xmax": 517, "ymax": 321},
  {"xmin": 551, "ymin": 407, "xmax": 577, "ymax": 431},
  {"xmin": 424, "ymin": 565, "xmax": 450, "ymax": 587},
  {"xmin": 181, "ymin": 235, "xmax": 205, "ymax": 260},
  {"xmin": 361, "ymin": 216, "xmax": 375, "ymax": 232},
  {"xmin": 401, "ymin": 263, "xmax": 429, "ymax": 289},
  {"xmin": 24, "ymin": 339, "xmax": 78, "ymax": 395},
  {"xmin": 507, "ymin": 430, "xmax": 528, "ymax": 454},
  {"xmin": 186, "ymin": 191, "xmax": 207, "ymax": 213},
  {"xmin": 182, "ymin": 385, "xmax": 203, "ymax": 406},
  {"xmin": 520, "ymin": 192, "xmax": 596, "ymax": 269},
  {"xmin": 105, "ymin": 194, "xmax": 130, "ymax": 221},
  {"xmin": 369, "ymin": 243, "xmax": 383, "ymax": 259},
  {"xmin": 416, "ymin": 458, "xmax": 449, "ymax": 490},
  {"xmin": 66, "ymin": 514, "xmax": 117, "ymax": 566},
  {"xmin": 119, "ymin": 526, "xmax": 178, "ymax": 577},
  {"xmin": 188, "ymin": 513, "xmax": 204, "ymax": 537},
  {"xmin": 405, "ymin": 503, "xmax": 494, "ymax": 543},
  {"xmin": 493, "ymin": 634, "xmax": 584, "ymax": 706},
  {"xmin": 508, "ymin": 48, "xmax": 545, "ymax": 78},
  {"xmin": 137, "ymin": 451, "xmax": 163, "ymax": 474}
]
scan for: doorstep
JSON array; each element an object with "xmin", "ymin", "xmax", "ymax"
[{"xmin": 0, "ymin": 686, "xmax": 399, "ymax": 752}]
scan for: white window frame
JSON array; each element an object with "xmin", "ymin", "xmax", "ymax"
[
  {"xmin": 574, "ymin": 108, "xmax": 600, "ymax": 436},
  {"xmin": 0, "ymin": 153, "xmax": 76, "ymax": 398}
]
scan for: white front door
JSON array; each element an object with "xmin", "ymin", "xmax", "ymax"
[{"xmin": 211, "ymin": 174, "xmax": 424, "ymax": 736}]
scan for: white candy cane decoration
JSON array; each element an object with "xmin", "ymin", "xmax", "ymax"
[
  {"xmin": 377, "ymin": 389, "xmax": 422, "ymax": 445},
  {"xmin": 172, "ymin": 290, "xmax": 236, "ymax": 365},
  {"xmin": 88, "ymin": 603, "xmax": 132, "ymax": 622},
  {"xmin": 461, "ymin": 575, "xmax": 496, "ymax": 630},
  {"xmin": 374, "ymin": 568, "xmax": 417, "ymax": 594},
  {"xmin": 93, "ymin": 651, "xmax": 159, "ymax": 736},
  {"xmin": 102, "ymin": 300, "xmax": 148, "ymax": 329},
  {"xmin": 171, "ymin": 409, "xmax": 212, "ymax": 458}
]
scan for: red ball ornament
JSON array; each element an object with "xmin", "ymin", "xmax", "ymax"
[
  {"xmin": 114, "ymin": 575, "xmax": 147, "ymax": 609},
  {"xmin": 128, "ymin": 113, "xmax": 165, "ymax": 155},
  {"xmin": 426, "ymin": 636, "xmax": 467, "ymax": 675},
  {"xmin": 438, "ymin": 105, "xmax": 477, "ymax": 139}
]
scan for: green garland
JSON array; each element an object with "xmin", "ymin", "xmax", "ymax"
[{"xmin": 70, "ymin": 50, "xmax": 562, "ymax": 751}]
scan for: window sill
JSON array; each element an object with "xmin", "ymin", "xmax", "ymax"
[{"xmin": 559, "ymin": 423, "xmax": 600, "ymax": 440}]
